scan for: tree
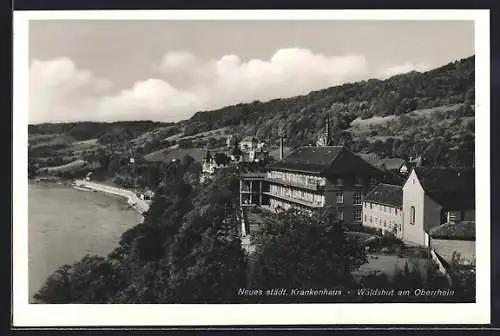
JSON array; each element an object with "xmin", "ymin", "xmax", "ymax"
[
  {"xmin": 33, "ymin": 255, "xmax": 120, "ymax": 304},
  {"xmin": 207, "ymin": 137, "xmax": 218, "ymax": 149},
  {"xmin": 248, "ymin": 207, "xmax": 367, "ymax": 302},
  {"xmin": 214, "ymin": 153, "xmax": 230, "ymax": 166},
  {"xmin": 182, "ymin": 154, "xmax": 195, "ymax": 167}
]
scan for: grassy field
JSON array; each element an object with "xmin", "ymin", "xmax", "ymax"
[
  {"xmin": 349, "ymin": 103, "xmax": 465, "ymax": 136},
  {"xmin": 37, "ymin": 159, "xmax": 88, "ymax": 173},
  {"xmin": 144, "ymin": 147, "xmax": 208, "ymax": 163}
]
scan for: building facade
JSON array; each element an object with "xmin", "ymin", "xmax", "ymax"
[
  {"xmin": 362, "ymin": 183, "xmax": 403, "ymax": 238},
  {"xmin": 402, "ymin": 167, "xmax": 475, "ymax": 246},
  {"xmin": 240, "ymin": 173, "xmax": 268, "ymax": 207},
  {"xmin": 262, "ymin": 146, "xmax": 390, "ymax": 224}
]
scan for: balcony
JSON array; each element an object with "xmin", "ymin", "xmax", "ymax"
[
  {"xmin": 263, "ymin": 191, "xmax": 323, "ymax": 208},
  {"xmin": 264, "ymin": 177, "xmax": 325, "ymax": 192},
  {"xmin": 240, "ymin": 187, "xmax": 259, "ymax": 193}
]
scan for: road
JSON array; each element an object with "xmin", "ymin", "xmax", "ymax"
[{"xmin": 73, "ymin": 180, "xmax": 150, "ymax": 215}]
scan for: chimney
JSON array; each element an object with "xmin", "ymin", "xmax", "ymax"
[{"xmin": 279, "ymin": 137, "xmax": 284, "ymax": 160}]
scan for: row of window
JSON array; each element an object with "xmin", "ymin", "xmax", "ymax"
[
  {"xmin": 268, "ymin": 171, "xmax": 379, "ymax": 188},
  {"xmin": 267, "ymin": 171, "xmax": 326, "ymax": 187},
  {"xmin": 269, "ymin": 185, "xmax": 325, "ymax": 206},
  {"xmin": 364, "ymin": 202, "xmax": 401, "ymax": 215},
  {"xmin": 364, "ymin": 215, "xmax": 402, "ymax": 231},
  {"xmin": 331, "ymin": 206, "xmax": 363, "ymax": 222},
  {"xmin": 336, "ymin": 192, "xmax": 363, "ymax": 205}
]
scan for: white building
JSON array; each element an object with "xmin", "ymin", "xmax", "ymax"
[
  {"xmin": 362, "ymin": 183, "xmax": 403, "ymax": 238},
  {"xmin": 402, "ymin": 167, "xmax": 475, "ymax": 246}
]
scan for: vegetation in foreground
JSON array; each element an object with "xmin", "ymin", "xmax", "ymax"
[{"xmin": 33, "ymin": 164, "xmax": 475, "ymax": 304}]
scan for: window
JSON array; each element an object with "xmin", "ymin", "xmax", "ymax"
[
  {"xmin": 364, "ymin": 215, "xmax": 367, "ymax": 222},
  {"xmin": 369, "ymin": 203, "xmax": 373, "ymax": 209},
  {"xmin": 336, "ymin": 178, "xmax": 344, "ymax": 187},
  {"xmin": 395, "ymin": 208, "xmax": 398, "ymax": 215},
  {"xmin": 353, "ymin": 192, "xmax": 362, "ymax": 205},
  {"xmin": 337, "ymin": 207, "xmax": 344, "ymax": 221},
  {"xmin": 369, "ymin": 176, "xmax": 377, "ymax": 185},
  {"xmin": 410, "ymin": 206, "xmax": 415, "ymax": 225},
  {"xmin": 336, "ymin": 192, "xmax": 344, "ymax": 204},
  {"xmin": 384, "ymin": 220, "xmax": 387, "ymax": 227},
  {"xmin": 353, "ymin": 207, "xmax": 362, "ymax": 222},
  {"xmin": 355, "ymin": 176, "xmax": 363, "ymax": 185},
  {"xmin": 369, "ymin": 216, "xmax": 373, "ymax": 223}
]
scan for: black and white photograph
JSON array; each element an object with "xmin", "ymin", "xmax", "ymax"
[{"xmin": 13, "ymin": 10, "xmax": 490, "ymax": 326}]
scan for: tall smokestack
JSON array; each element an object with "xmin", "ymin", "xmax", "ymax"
[{"xmin": 279, "ymin": 137, "xmax": 284, "ymax": 160}]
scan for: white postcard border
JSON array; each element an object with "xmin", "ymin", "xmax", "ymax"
[{"xmin": 13, "ymin": 9, "xmax": 491, "ymax": 326}]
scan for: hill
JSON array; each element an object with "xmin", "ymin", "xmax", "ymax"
[{"xmin": 28, "ymin": 55, "xmax": 475, "ymax": 179}]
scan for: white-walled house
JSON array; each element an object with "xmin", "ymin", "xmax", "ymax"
[
  {"xmin": 402, "ymin": 168, "xmax": 475, "ymax": 246},
  {"xmin": 362, "ymin": 183, "xmax": 403, "ymax": 238}
]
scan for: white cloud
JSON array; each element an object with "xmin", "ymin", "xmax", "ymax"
[
  {"xmin": 29, "ymin": 50, "xmax": 435, "ymax": 123},
  {"xmin": 378, "ymin": 61, "xmax": 431, "ymax": 79},
  {"xmin": 29, "ymin": 57, "xmax": 112, "ymax": 123},
  {"xmin": 159, "ymin": 50, "xmax": 198, "ymax": 74},
  {"xmin": 99, "ymin": 79, "xmax": 202, "ymax": 122}
]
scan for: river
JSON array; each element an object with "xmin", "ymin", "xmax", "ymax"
[{"xmin": 28, "ymin": 183, "xmax": 143, "ymax": 301}]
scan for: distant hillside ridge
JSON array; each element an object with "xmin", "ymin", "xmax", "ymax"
[
  {"xmin": 28, "ymin": 55, "xmax": 475, "ymax": 170},
  {"xmin": 184, "ymin": 55, "xmax": 474, "ymax": 147}
]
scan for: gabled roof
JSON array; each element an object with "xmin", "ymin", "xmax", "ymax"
[
  {"xmin": 356, "ymin": 152, "xmax": 382, "ymax": 166},
  {"xmin": 414, "ymin": 167, "xmax": 475, "ymax": 192},
  {"xmin": 268, "ymin": 146, "xmax": 385, "ymax": 175},
  {"xmin": 412, "ymin": 167, "xmax": 475, "ymax": 210},
  {"xmin": 382, "ymin": 170, "xmax": 406, "ymax": 186},
  {"xmin": 364, "ymin": 183, "xmax": 403, "ymax": 208},
  {"xmin": 429, "ymin": 221, "xmax": 475, "ymax": 240}
]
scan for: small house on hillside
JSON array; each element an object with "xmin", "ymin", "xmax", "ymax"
[
  {"xmin": 239, "ymin": 136, "xmax": 265, "ymax": 152},
  {"xmin": 402, "ymin": 167, "xmax": 475, "ymax": 246},
  {"xmin": 239, "ymin": 136, "xmax": 257, "ymax": 151},
  {"xmin": 428, "ymin": 221, "xmax": 475, "ymax": 266},
  {"xmin": 362, "ymin": 183, "xmax": 403, "ymax": 238}
]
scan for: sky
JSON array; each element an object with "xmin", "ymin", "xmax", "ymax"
[{"xmin": 28, "ymin": 20, "xmax": 475, "ymax": 124}]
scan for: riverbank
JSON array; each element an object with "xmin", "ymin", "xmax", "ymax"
[
  {"xmin": 28, "ymin": 183, "xmax": 144, "ymax": 300},
  {"xmin": 72, "ymin": 180, "xmax": 150, "ymax": 216}
]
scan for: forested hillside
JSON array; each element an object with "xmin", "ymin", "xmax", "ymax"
[
  {"xmin": 28, "ymin": 55, "xmax": 475, "ymax": 180},
  {"xmin": 186, "ymin": 56, "xmax": 474, "ymax": 143}
]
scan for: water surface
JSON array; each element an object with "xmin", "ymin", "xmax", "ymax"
[{"xmin": 28, "ymin": 183, "xmax": 142, "ymax": 301}]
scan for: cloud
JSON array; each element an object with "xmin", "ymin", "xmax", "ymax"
[
  {"xmin": 29, "ymin": 50, "xmax": 434, "ymax": 123},
  {"xmin": 29, "ymin": 57, "xmax": 112, "ymax": 123},
  {"xmin": 99, "ymin": 79, "xmax": 202, "ymax": 122},
  {"xmin": 156, "ymin": 48, "xmax": 369, "ymax": 112},
  {"xmin": 378, "ymin": 61, "xmax": 431, "ymax": 79}
]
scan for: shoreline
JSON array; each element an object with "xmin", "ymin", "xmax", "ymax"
[
  {"xmin": 29, "ymin": 178, "xmax": 150, "ymax": 218},
  {"xmin": 71, "ymin": 180, "xmax": 150, "ymax": 218},
  {"xmin": 28, "ymin": 179, "xmax": 145, "ymax": 302}
]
